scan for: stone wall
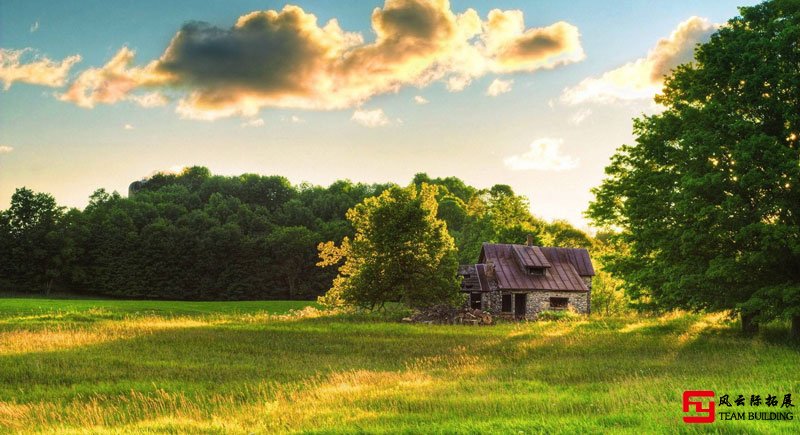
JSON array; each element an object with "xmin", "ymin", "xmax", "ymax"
[
  {"xmin": 476, "ymin": 289, "xmax": 590, "ymax": 320},
  {"xmin": 528, "ymin": 291, "xmax": 589, "ymax": 317}
]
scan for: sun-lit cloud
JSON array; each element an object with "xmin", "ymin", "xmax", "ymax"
[
  {"xmin": 58, "ymin": 46, "xmax": 169, "ymax": 108},
  {"xmin": 561, "ymin": 16, "xmax": 716, "ymax": 105},
  {"xmin": 57, "ymin": 0, "xmax": 585, "ymax": 119},
  {"xmin": 504, "ymin": 138, "xmax": 578, "ymax": 171},
  {"xmin": 486, "ymin": 78, "xmax": 512, "ymax": 96},
  {"xmin": 413, "ymin": 95, "xmax": 429, "ymax": 104},
  {"xmin": 482, "ymin": 11, "xmax": 584, "ymax": 73},
  {"xmin": 0, "ymin": 145, "xmax": 13, "ymax": 154},
  {"xmin": 0, "ymin": 48, "xmax": 81, "ymax": 90},
  {"xmin": 240, "ymin": 118, "xmax": 265, "ymax": 128},
  {"xmin": 351, "ymin": 108, "xmax": 390, "ymax": 127},
  {"xmin": 123, "ymin": 124, "xmax": 134, "ymax": 130}
]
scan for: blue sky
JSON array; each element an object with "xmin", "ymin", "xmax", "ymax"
[{"xmin": 0, "ymin": 0, "xmax": 757, "ymax": 227}]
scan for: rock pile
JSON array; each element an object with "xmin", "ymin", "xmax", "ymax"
[{"xmin": 402, "ymin": 305, "xmax": 493, "ymax": 325}]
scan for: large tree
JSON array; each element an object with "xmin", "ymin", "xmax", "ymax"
[
  {"xmin": 0, "ymin": 188, "xmax": 71, "ymax": 294},
  {"xmin": 318, "ymin": 184, "xmax": 461, "ymax": 309},
  {"xmin": 588, "ymin": 0, "xmax": 800, "ymax": 335}
]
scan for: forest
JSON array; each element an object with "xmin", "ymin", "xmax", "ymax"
[{"xmin": 0, "ymin": 167, "xmax": 609, "ymax": 302}]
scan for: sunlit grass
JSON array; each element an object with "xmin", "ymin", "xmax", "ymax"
[{"xmin": 0, "ymin": 298, "xmax": 797, "ymax": 433}]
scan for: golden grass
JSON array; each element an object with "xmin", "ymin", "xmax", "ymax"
[{"xmin": 0, "ymin": 303, "xmax": 797, "ymax": 434}]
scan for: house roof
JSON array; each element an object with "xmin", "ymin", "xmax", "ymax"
[
  {"xmin": 511, "ymin": 244, "xmax": 552, "ymax": 269},
  {"xmin": 478, "ymin": 243, "xmax": 594, "ymax": 292}
]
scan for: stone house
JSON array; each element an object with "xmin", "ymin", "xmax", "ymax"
[{"xmin": 457, "ymin": 237, "xmax": 594, "ymax": 320}]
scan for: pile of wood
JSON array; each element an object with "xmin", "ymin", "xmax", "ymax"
[{"xmin": 402, "ymin": 305, "xmax": 493, "ymax": 325}]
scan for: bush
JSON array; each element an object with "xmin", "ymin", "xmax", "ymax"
[{"xmin": 537, "ymin": 308, "xmax": 581, "ymax": 322}]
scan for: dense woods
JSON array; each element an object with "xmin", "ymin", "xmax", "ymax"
[{"xmin": 0, "ymin": 167, "xmax": 600, "ymax": 301}]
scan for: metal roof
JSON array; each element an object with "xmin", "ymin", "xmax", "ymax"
[
  {"xmin": 478, "ymin": 243, "xmax": 594, "ymax": 292},
  {"xmin": 511, "ymin": 244, "xmax": 552, "ymax": 268}
]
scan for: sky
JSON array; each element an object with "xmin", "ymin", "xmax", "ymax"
[{"xmin": 0, "ymin": 0, "xmax": 759, "ymax": 228}]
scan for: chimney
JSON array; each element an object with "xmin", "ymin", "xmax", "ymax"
[{"xmin": 526, "ymin": 234, "xmax": 534, "ymax": 246}]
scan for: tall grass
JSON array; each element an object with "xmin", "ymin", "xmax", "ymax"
[{"xmin": 0, "ymin": 298, "xmax": 797, "ymax": 433}]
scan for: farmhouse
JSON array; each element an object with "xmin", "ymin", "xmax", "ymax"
[{"xmin": 458, "ymin": 237, "xmax": 594, "ymax": 320}]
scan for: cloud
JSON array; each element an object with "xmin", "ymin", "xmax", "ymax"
[
  {"xmin": 0, "ymin": 145, "xmax": 13, "ymax": 154},
  {"xmin": 58, "ymin": 47, "xmax": 169, "ymax": 108},
  {"xmin": 569, "ymin": 107, "xmax": 592, "ymax": 125},
  {"xmin": 561, "ymin": 16, "xmax": 716, "ymax": 105},
  {"xmin": 351, "ymin": 108, "xmax": 390, "ymax": 127},
  {"xmin": 486, "ymin": 78, "xmax": 512, "ymax": 96},
  {"xmin": 58, "ymin": 1, "xmax": 585, "ymax": 119},
  {"xmin": 482, "ymin": 11, "xmax": 584, "ymax": 73},
  {"xmin": 240, "ymin": 118, "xmax": 265, "ymax": 128},
  {"xmin": 414, "ymin": 95, "xmax": 429, "ymax": 104},
  {"xmin": 0, "ymin": 48, "xmax": 81, "ymax": 90},
  {"xmin": 504, "ymin": 138, "xmax": 578, "ymax": 171},
  {"xmin": 30, "ymin": 21, "xmax": 39, "ymax": 33},
  {"xmin": 123, "ymin": 124, "xmax": 134, "ymax": 130}
]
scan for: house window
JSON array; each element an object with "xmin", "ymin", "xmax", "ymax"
[
  {"xmin": 526, "ymin": 267, "xmax": 545, "ymax": 276},
  {"xmin": 470, "ymin": 293, "xmax": 482, "ymax": 309},
  {"xmin": 549, "ymin": 297, "xmax": 569, "ymax": 310},
  {"xmin": 501, "ymin": 294, "xmax": 512, "ymax": 312}
]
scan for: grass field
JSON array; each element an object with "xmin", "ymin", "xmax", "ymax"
[{"xmin": 0, "ymin": 297, "xmax": 798, "ymax": 434}]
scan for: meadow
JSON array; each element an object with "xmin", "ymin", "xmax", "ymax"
[{"xmin": 0, "ymin": 297, "xmax": 798, "ymax": 434}]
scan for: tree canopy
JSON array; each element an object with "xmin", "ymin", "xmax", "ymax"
[
  {"xmin": 587, "ymin": 0, "xmax": 800, "ymax": 332},
  {"xmin": 318, "ymin": 184, "xmax": 461, "ymax": 309}
]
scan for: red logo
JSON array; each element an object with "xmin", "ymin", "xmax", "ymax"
[{"xmin": 683, "ymin": 390, "xmax": 716, "ymax": 423}]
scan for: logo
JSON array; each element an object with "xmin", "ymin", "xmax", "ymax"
[{"xmin": 683, "ymin": 390, "xmax": 716, "ymax": 423}]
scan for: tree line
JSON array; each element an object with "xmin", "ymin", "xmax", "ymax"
[{"xmin": 1, "ymin": 168, "xmax": 615, "ymax": 303}]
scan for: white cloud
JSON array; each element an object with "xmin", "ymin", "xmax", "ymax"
[
  {"xmin": 241, "ymin": 118, "xmax": 265, "ymax": 128},
  {"xmin": 486, "ymin": 78, "xmax": 513, "ymax": 96},
  {"xmin": 30, "ymin": 21, "xmax": 39, "ymax": 33},
  {"xmin": 128, "ymin": 92, "xmax": 167, "ymax": 108},
  {"xmin": 351, "ymin": 108, "xmax": 390, "ymax": 127},
  {"xmin": 414, "ymin": 95, "xmax": 429, "ymax": 105},
  {"xmin": 280, "ymin": 114, "xmax": 305, "ymax": 123},
  {"xmin": 561, "ymin": 16, "xmax": 716, "ymax": 105},
  {"xmin": 0, "ymin": 48, "xmax": 81, "ymax": 90},
  {"xmin": 569, "ymin": 108, "xmax": 592, "ymax": 125},
  {"xmin": 504, "ymin": 138, "xmax": 578, "ymax": 171},
  {"xmin": 446, "ymin": 75, "xmax": 472, "ymax": 92},
  {"xmin": 0, "ymin": 145, "xmax": 13, "ymax": 154},
  {"xmin": 123, "ymin": 124, "xmax": 134, "ymax": 130}
]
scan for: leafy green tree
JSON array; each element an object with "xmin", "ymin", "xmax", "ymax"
[
  {"xmin": 587, "ymin": 0, "xmax": 800, "ymax": 335},
  {"xmin": 456, "ymin": 186, "xmax": 549, "ymax": 263},
  {"xmin": 318, "ymin": 184, "xmax": 461, "ymax": 309},
  {"xmin": 0, "ymin": 188, "xmax": 69, "ymax": 294}
]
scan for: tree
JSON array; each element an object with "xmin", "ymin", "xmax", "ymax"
[
  {"xmin": 317, "ymin": 184, "xmax": 461, "ymax": 309},
  {"xmin": 587, "ymin": 0, "xmax": 800, "ymax": 335},
  {"xmin": 0, "ymin": 188, "xmax": 69, "ymax": 294}
]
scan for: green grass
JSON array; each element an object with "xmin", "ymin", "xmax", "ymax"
[{"xmin": 0, "ymin": 298, "xmax": 798, "ymax": 434}]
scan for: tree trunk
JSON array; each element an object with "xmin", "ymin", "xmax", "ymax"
[
  {"xmin": 741, "ymin": 311, "xmax": 759, "ymax": 335},
  {"xmin": 791, "ymin": 314, "xmax": 800, "ymax": 340}
]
